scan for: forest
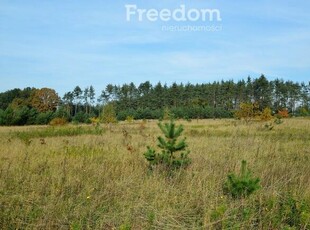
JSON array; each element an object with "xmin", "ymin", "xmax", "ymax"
[{"xmin": 0, "ymin": 75, "xmax": 309, "ymax": 126}]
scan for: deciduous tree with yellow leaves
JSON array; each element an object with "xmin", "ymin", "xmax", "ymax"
[{"xmin": 31, "ymin": 88, "xmax": 60, "ymax": 112}]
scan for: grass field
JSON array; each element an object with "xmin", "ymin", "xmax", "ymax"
[{"xmin": 1, "ymin": 118, "xmax": 310, "ymax": 229}]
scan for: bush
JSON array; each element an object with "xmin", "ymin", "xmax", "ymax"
[
  {"xmin": 72, "ymin": 111, "xmax": 88, "ymax": 123},
  {"xmin": 296, "ymin": 107, "xmax": 310, "ymax": 117},
  {"xmin": 136, "ymin": 108, "xmax": 162, "ymax": 120},
  {"xmin": 52, "ymin": 107, "xmax": 71, "ymax": 121},
  {"xmin": 277, "ymin": 109, "xmax": 290, "ymax": 118},
  {"xmin": 260, "ymin": 107, "xmax": 273, "ymax": 121},
  {"xmin": 116, "ymin": 109, "xmax": 137, "ymax": 121},
  {"xmin": 101, "ymin": 103, "xmax": 117, "ymax": 124},
  {"xmin": 12, "ymin": 107, "xmax": 30, "ymax": 125},
  {"xmin": 89, "ymin": 117, "xmax": 100, "ymax": 125},
  {"xmin": 35, "ymin": 111, "xmax": 54, "ymax": 125},
  {"xmin": 49, "ymin": 118, "xmax": 68, "ymax": 126},
  {"xmin": 214, "ymin": 107, "xmax": 233, "ymax": 118},
  {"xmin": 235, "ymin": 103, "xmax": 260, "ymax": 123},
  {"xmin": 162, "ymin": 107, "xmax": 174, "ymax": 120},
  {"xmin": 0, "ymin": 109, "xmax": 5, "ymax": 125},
  {"xmin": 25, "ymin": 108, "xmax": 38, "ymax": 125},
  {"xmin": 126, "ymin": 116, "xmax": 134, "ymax": 123}
]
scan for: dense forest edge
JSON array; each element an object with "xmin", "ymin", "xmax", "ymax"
[{"xmin": 0, "ymin": 75, "xmax": 309, "ymax": 126}]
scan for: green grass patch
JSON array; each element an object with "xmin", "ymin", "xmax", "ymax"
[{"xmin": 12, "ymin": 125, "xmax": 105, "ymax": 141}]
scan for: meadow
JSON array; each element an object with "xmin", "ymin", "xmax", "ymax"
[{"xmin": 0, "ymin": 118, "xmax": 310, "ymax": 229}]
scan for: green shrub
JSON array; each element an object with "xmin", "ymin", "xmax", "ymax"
[
  {"xmin": 49, "ymin": 117, "xmax": 68, "ymax": 126},
  {"xmin": 35, "ymin": 111, "xmax": 54, "ymax": 125},
  {"xmin": 223, "ymin": 160, "xmax": 260, "ymax": 198},
  {"xmin": 52, "ymin": 106, "xmax": 71, "ymax": 121},
  {"xmin": 101, "ymin": 103, "xmax": 117, "ymax": 124},
  {"xmin": 89, "ymin": 117, "xmax": 100, "ymax": 125},
  {"xmin": 162, "ymin": 107, "xmax": 173, "ymax": 120},
  {"xmin": 0, "ymin": 106, "xmax": 37, "ymax": 126},
  {"xmin": 116, "ymin": 108, "xmax": 137, "ymax": 121},
  {"xmin": 135, "ymin": 108, "xmax": 162, "ymax": 120},
  {"xmin": 72, "ymin": 111, "xmax": 88, "ymax": 123},
  {"xmin": 144, "ymin": 120, "xmax": 191, "ymax": 170},
  {"xmin": 125, "ymin": 116, "xmax": 134, "ymax": 123},
  {"xmin": 297, "ymin": 107, "xmax": 310, "ymax": 117},
  {"xmin": 260, "ymin": 107, "xmax": 273, "ymax": 121}
]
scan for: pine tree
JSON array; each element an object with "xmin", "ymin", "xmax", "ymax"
[
  {"xmin": 144, "ymin": 120, "xmax": 191, "ymax": 170},
  {"xmin": 223, "ymin": 160, "xmax": 260, "ymax": 198}
]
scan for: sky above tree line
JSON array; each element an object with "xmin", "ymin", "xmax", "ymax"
[{"xmin": 0, "ymin": 0, "xmax": 309, "ymax": 96}]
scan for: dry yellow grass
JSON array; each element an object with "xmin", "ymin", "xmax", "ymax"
[{"xmin": 0, "ymin": 118, "xmax": 310, "ymax": 229}]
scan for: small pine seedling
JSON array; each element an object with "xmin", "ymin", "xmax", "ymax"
[
  {"xmin": 144, "ymin": 120, "xmax": 191, "ymax": 170},
  {"xmin": 223, "ymin": 160, "xmax": 260, "ymax": 198}
]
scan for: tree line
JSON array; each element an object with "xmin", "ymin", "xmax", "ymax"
[{"xmin": 0, "ymin": 75, "xmax": 309, "ymax": 125}]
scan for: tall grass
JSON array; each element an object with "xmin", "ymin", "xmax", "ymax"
[
  {"xmin": 11, "ymin": 125, "xmax": 105, "ymax": 143},
  {"xmin": 0, "ymin": 119, "xmax": 309, "ymax": 229}
]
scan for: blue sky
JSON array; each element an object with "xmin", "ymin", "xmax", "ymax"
[{"xmin": 0, "ymin": 0, "xmax": 309, "ymax": 96}]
